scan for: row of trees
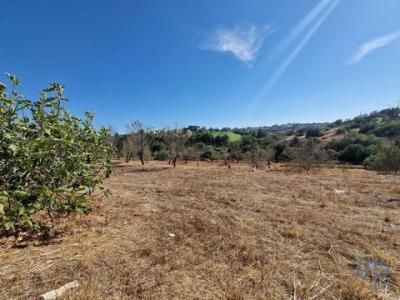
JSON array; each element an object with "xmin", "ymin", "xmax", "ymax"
[
  {"xmin": 112, "ymin": 123, "xmax": 336, "ymax": 170},
  {"xmin": 112, "ymin": 123, "xmax": 400, "ymax": 174},
  {"xmin": 117, "ymin": 122, "xmax": 191, "ymax": 168}
]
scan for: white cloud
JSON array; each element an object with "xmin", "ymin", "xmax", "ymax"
[
  {"xmin": 347, "ymin": 30, "xmax": 400, "ymax": 65},
  {"xmin": 203, "ymin": 24, "xmax": 273, "ymax": 63}
]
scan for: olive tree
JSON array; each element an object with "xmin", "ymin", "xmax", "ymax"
[
  {"xmin": 286, "ymin": 139, "xmax": 327, "ymax": 171},
  {"xmin": 244, "ymin": 145, "xmax": 267, "ymax": 169},
  {"xmin": 127, "ymin": 120, "xmax": 152, "ymax": 165},
  {"xmin": 162, "ymin": 128, "xmax": 191, "ymax": 168},
  {"xmin": 122, "ymin": 135, "xmax": 135, "ymax": 163}
]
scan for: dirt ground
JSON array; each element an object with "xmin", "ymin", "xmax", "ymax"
[{"xmin": 0, "ymin": 161, "xmax": 399, "ymax": 299}]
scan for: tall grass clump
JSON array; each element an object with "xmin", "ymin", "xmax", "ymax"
[{"xmin": 0, "ymin": 73, "xmax": 113, "ymax": 234}]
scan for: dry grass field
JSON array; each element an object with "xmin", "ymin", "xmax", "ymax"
[{"xmin": 1, "ymin": 161, "xmax": 400, "ymax": 299}]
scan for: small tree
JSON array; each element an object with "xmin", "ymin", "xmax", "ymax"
[
  {"xmin": 221, "ymin": 147, "xmax": 231, "ymax": 168},
  {"xmin": 264, "ymin": 147, "xmax": 275, "ymax": 169},
  {"xmin": 162, "ymin": 128, "xmax": 190, "ymax": 168},
  {"xmin": 122, "ymin": 135, "xmax": 135, "ymax": 163},
  {"xmin": 127, "ymin": 121, "xmax": 152, "ymax": 165},
  {"xmin": 193, "ymin": 142, "xmax": 205, "ymax": 165},
  {"xmin": 182, "ymin": 146, "xmax": 196, "ymax": 164},
  {"xmin": 273, "ymin": 142, "xmax": 288, "ymax": 162},
  {"xmin": 305, "ymin": 127, "xmax": 322, "ymax": 138},
  {"xmin": 245, "ymin": 145, "xmax": 267, "ymax": 169},
  {"xmin": 286, "ymin": 139, "xmax": 327, "ymax": 171},
  {"xmin": 228, "ymin": 142, "xmax": 243, "ymax": 161}
]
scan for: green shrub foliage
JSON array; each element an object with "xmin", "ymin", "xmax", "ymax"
[
  {"xmin": 373, "ymin": 120, "xmax": 400, "ymax": 138},
  {"xmin": 364, "ymin": 145, "xmax": 400, "ymax": 174},
  {"xmin": 305, "ymin": 127, "xmax": 322, "ymax": 138},
  {"xmin": 0, "ymin": 73, "xmax": 113, "ymax": 233},
  {"xmin": 326, "ymin": 133, "xmax": 381, "ymax": 164}
]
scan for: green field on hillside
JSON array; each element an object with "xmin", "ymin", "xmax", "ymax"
[{"xmin": 211, "ymin": 131, "xmax": 241, "ymax": 142}]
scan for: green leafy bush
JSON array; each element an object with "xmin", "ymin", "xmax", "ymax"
[
  {"xmin": 359, "ymin": 122, "xmax": 377, "ymax": 134},
  {"xmin": 335, "ymin": 128, "xmax": 346, "ymax": 135},
  {"xmin": 153, "ymin": 149, "xmax": 169, "ymax": 161},
  {"xmin": 0, "ymin": 73, "xmax": 113, "ymax": 234},
  {"xmin": 364, "ymin": 145, "xmax": 400, "ymax": 174},
  {"xmin": 200, "ymin": 145, "xmax": 219, "ymax": 161},
  {"xmin": 326, "ymin": 133, "xmax": 381, "ymax": 165},
  {"xmin": 373, "ymin": 120, "xmax": 400, "ymax": 138},
  {"xmin": 305, "ymin": 127, "xmax": 322, "ymax": 138},
  {"xmin": 339, "ymin": 144, "xmax": 367, "ymax": 165},
  {"xmin": 273, "ymin": 142, "xmax": 288, "ymax": 162}
]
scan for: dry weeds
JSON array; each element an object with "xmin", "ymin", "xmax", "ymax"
[{"xmin": 1, "ymin": 161, "xmax": 399, "ymax": 299}]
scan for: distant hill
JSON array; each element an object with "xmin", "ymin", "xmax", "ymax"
[
  {"xmin": 113, "ymin": 106, "xmax": 400, "ymax": 167},
  {"xmin": 330, "ymin": 107, "xmax": 400, "ymax": 141},
  {"xmin": 229, "ymin": 122, "xmax": 328, "ymax": 138},
  {"xmin": 212, "ymin": 107, "xmax": 400, "ymax": 142}
]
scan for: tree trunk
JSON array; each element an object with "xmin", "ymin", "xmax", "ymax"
[
  {"xmin": 172, "ymin": 158, "xmax": 177, "ymax": 168},
  {"xmin": 125, "ymin": 152, "xmax": 130, "ymax": 163}
]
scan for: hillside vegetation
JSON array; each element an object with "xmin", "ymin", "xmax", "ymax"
[
  {"xmin": 113, "ymin": 106, "xmax": 400, "ymax": 173},
  {"xmin": 211, "ymin": 130, "xmax": 241, "ymax": 142}
]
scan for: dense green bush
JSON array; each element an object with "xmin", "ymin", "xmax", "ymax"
[
  {"xmin": 326, "ymin": 133, "xmax": 381, "ymax": 164},
  {"xmin": 273, "ymin": 142, "xmax": 288, "ymax": 162},
  {"xmin": 359, "ymin": 122, "xmax": 377, "ymax": 134},
  {"xmin": 364, "ymin": 145, "xmax": 400, "ymax": 174},
  {"xmin": 153, "ymin": 149, "xmax": 169, "ymax": 161},
  {"xmin": 0, "ymin": 74, "xmax": 113, "ymax": 234},
  {"xmin": 214, "ymin": 135, "xmax": 229, "ymax": 147},
  {"xmin": 200, "ymin": 145, "xmax": 219, "ymax": 161},
  {"xmin": 339, "ymin": 144, "xmax": 367, "ymax": 165},
  {"xmin": 335, "ymin": 128, "xmax": 346, "ymax": 135},
  {"xmin": 327, "ymin": 133, "xmax": 379, "ymax": 150},
  {"xmin": 373, "ymin": 120, "xmax": 400, "ymax": 138},
  {"xmin": 305, "ymin": 127, "xmax": 322, "ymax": 138}
]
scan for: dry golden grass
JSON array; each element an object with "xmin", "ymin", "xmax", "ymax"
[{"xmin": 1, "ymin": 161, "xmax": 399, "ymax": 299}]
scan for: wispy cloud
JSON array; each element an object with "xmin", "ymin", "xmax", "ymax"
[
  {"xmin": 203, "ymin": 24, "xmax": 274, "ymax": 63},
  {"xmin": 347, "ymin": 30, "xmax": 400, "ymax": 65}
]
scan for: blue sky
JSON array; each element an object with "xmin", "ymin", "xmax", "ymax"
[{"xmin": 1, "ymin": 0, "xmax": 400, "ymax": 132}]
